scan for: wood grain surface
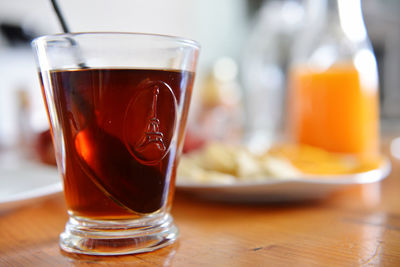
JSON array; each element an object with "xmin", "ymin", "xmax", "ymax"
[{"xmin": 1, "ymin": 141, "xmax": 400, "ymax": 266}]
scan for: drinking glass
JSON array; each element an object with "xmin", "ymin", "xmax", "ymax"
[{"xmin": 32, "ymin": 32, "xmax": 199, "ymax": 255}]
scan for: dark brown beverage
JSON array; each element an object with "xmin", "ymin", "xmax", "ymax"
[{"xmin": 44, "ymin": 68, "xmax": 194, "ymax": 219}]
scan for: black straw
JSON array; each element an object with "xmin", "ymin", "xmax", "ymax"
[
  {"xmin": 51, "ymin": 0, "xmax": 70, "ymax": 33},
  {"xmin": 49, "ymin": 0, "xmax": 88, "ymax": 68}
]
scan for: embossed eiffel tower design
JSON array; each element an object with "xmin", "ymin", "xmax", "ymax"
[{"xmin": 136, "ymin": 86, "xmax": 166, "ymax": 152}]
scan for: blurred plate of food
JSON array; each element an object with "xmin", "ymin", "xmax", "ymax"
[
  {"xmin": 176, "ymin": 142, "xmax": 391, "ymax": 202},
  {"xmin": 0, "ymin": 156, "xmax": 61, "ymax": 213},
  {"xmin": 0, "ymin": 129, "xmax": 61, "ymax": 213}
]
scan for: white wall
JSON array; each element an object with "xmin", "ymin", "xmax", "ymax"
[{"xmin": 0, "ymin": 0, "xmax": 248, "ymax": 71}]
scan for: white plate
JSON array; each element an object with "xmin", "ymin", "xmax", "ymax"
[
  {"xmin": 0, "ymin": 157, "xmax": 62, "ymax": 213},
  {"xmin": 176, "ymin": 158, "xmax": 391, "ymax": 202}
]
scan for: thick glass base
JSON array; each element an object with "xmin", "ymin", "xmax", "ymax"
[{"xmin": 60, "ymin": 213, "xmax": 178, "ymax": 256}]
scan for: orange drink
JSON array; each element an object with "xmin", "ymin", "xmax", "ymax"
[{"xmin": 288, "ymin": 63, "xmax": 379, "ymax": 159}]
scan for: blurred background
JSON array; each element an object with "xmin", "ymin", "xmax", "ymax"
[{"xmin": 0, "ymin": 0, "xmax": 400, "ymax": 159}]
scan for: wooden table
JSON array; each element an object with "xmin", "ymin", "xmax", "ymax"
[{"xmin": 1, "ymin": 142, "xmax": 400, "ymax": 266}]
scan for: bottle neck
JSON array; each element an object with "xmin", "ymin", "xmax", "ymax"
[{"xmin": 305, "ymin": 0, "xmax": 367, "ymax": 43}]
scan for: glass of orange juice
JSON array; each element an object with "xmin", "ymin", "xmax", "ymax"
[
  {"xmin": 288, "ymin": 63, "xmax": 379, "ymax": 159},
  {"xmin": 287, "ymin": 0, "xmax": 380, "ymax": 161}
]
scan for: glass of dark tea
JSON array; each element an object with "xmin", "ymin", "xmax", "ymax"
[{"xmin": 32, "ymin": 32, "xmax": 199, "ymax": 255}]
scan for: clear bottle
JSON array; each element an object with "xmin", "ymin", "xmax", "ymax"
[
  {"xmin": 287, "ymin": 0, "xmax": 379, "ymax": 159},
  {"xmin": 241, "ymin": 0, "xmax": 305, "ymax": 151}
]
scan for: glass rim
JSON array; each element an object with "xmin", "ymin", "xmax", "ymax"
[{"xmin": 32, "ymin": 31, "xmax": 201, "ymax": 50}]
